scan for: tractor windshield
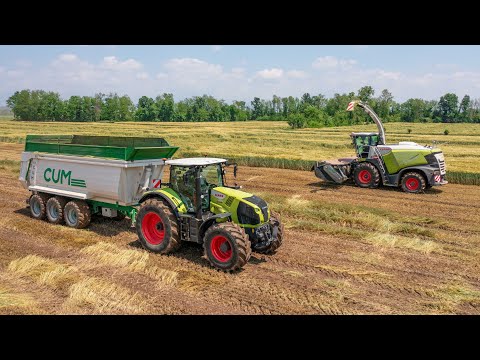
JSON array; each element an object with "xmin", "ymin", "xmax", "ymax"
[{"xmin": 201, "ymin": 164, "xmax": 224, "ymax": 188}]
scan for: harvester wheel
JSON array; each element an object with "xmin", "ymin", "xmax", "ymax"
[
  {"xmin": 29, "ymin": 193, "xmax": 50, "ymax": 220},
  {"xmin": 136, "ymin": 198, "xmax": 181, "ymax": 254},
  {"xmin": 254, "ymin": 211, "xmax": 284, "ymax": 254},
  {"xmin": 401, "ymin": 172, "xmax": 426, "ymax": 193},
  {"xmin": 203, "ymin": 222, "xmax": 251, "ymax": 272},
  {"xmin": 46, "ymin": 196, "xmax": 68, "ymax": 224},
  {"xmin": 353, "ymin": 163, "xmax": 380, "ymax": 188},
  {"xmin": 64, "ymin": 200, "xmax": 91, "ymax": 229}
]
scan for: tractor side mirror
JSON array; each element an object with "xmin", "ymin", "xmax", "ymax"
[{"xmin": 233, "ymin": 164, "xmax": 238, "ymax": 178}]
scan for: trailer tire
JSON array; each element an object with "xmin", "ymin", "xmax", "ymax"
[
  {"xmin": 29, "ymin": 193, "xmax": 50, "ymax": 220},
  {"xmin": 253, "ymin": 211, "xmax": 284, "ymax": 254},
  {"xmin": 136, "ymin": 198, "xmax": 181, "ymax": 254},
  {"xmin": 64, "ymin": 200, "xmax": 91, "ymax": 229},
  {"xmin": 203, "ymin": 222, "xmax": 251, "ymax": 272},
  {"xmin": 46, "ymin": 196, "xmax": 68, "ymax": 224},
  {"xmin": 400, "ymin": 172, "xmax": 426, "ymax": 193},
  {"xmin": 353, "ymin": 162, "xmax": 380, "ymax": 188}
]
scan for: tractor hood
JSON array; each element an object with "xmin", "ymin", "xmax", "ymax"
[
  {"xmin": 210, "ymin": 186, "xmax": 270, "ymax": 226},
  {"xmin": 210, "ymin": 186, "xmax": 254, "ymax": 202}
]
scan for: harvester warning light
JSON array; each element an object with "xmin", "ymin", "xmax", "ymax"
[{"xmin": 153, "ymin": 179, "xmax": 161, "ymax": 188}]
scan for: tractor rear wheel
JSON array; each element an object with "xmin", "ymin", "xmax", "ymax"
[
  {"xmin": 64, "ymin": 200, "xmax": 91, "ymax": 229},
  {"xmin": 136, "ymin": 198, "xmax": 181, "ymax": 254},
  {"xmin": 203, "ymin": 222, "xmax": 251, "ymax": 272},
  {"xmin": 353, "ymin": 163, "xmax": 380, "ymax": 188},
  {"xmin": 46, "ymin": 196, "xmax": 68, "ymax": 224},
  {"xmin": 401, "ymin": 172, "xmax": 426, "ymax": 193},
  {"xmin": 253, "ymin": 211, "xmax": 284, "ymax": 254},
  {"xmin": 29, "ymin": 193, "xmax": 50, "ymax": 220}
]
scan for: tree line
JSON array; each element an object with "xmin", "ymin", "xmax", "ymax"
[{"xmin": 6, "ymin": 87, "xmax": 480, "ymax": 128}]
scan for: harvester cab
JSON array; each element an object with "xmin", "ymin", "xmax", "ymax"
[
  {"xmin": 136, "ymin": 158, "xmax": 284, "ymax": 271},
  {"xmin": 313, "ymin": 100, "xmax": 448, "ymax": 193}
]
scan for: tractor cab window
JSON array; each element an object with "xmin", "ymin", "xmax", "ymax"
[
  {"xmin": 170, "ymin": 164, "xmax": 224, "ymax": 213},
  {"xmin": 170, "ymin": 166, "xmax": 196, "ymax": 212}
]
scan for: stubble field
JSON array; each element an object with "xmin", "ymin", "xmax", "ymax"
[{"xmin": 0, "ymin": 119, "xmax": 479, "ymax": 314}]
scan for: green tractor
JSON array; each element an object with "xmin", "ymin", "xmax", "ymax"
[
  {"xmin": 136, "ymin": 158, "xmax": 284, "ymax": 271},
  {"xmin": 313, "ymin": 100, "xmax": 447, "ymax": 193}
]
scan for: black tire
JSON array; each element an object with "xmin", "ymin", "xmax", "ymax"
[
  {"xmin": 136, "ymin": 198, "xmax": 181, "ymax": 254},
  {"xmin": 46, "ymin": 196, "xmax": 68, "ymax": 224},
  {"xmin": 253, "ymin": 210, "xmax": 284, "ymax": 254},
  {"xmin": 29, "ymin": 193, "xmax": 50, "ymax": 220},
  {"xmin": 353, "ymin": 162, "xmax": 380, "ymax": 188},
  {"xmin": 64, "ymin": 200, "xmax": 91, "ymax": 229},
  {"xmin": 203, "ymin": 222, "xmax": 251, "ymax": 272},
  {"xmin": 400, "ymin": 172, "xmax": 426, "ymax": 193}
]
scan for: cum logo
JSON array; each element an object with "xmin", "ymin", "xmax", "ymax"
[{"xmin": 44, "ymin": 168, "xmax": 87, "ymax": 188}]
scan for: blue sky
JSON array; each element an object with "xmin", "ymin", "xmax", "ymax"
[{"xmin": 1, "ymin": 45, "xmax": 479, "ymax": 106}]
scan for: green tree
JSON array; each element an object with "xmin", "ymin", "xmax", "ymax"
[
  {"xmin": 135, "ymin": 96, "xmax": 156, "ymax": 121},
  {"xmin": 437, "ymin": 93, "xmax": 459, "ymax": 122},
  {"xmin": 357, "ymin": 86, "xmax": 375, "ymax": 102},
  {"xmin": 459, "ymin": 95, "xmax": 471, "ymax": 121}
]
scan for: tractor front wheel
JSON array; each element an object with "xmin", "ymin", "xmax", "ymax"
[
  {"xmin": 353, "ymin": 163, "xmax": 380, "ymax": 188},
  {"xmin": 203, "ymin": 222, "xmax": 251, "ymax": 272},
  {"xmin": 401, "ymin": 172, "xmax": 426, "ymax": 193},
  {"xmin": 136, "ymin": 198, "xmax": 181, "ymax": 254},
  {"xmin": 253, "ymin": 211, "xmax": 284, "ymax": 254}
]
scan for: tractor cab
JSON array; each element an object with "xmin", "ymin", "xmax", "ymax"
[
  {"xmin": 167, "ymin": 158, "xmax": 237, "ymax": 215},
  {"xmin": 350, "ymin": 132, "xmax": 379, "ymax": 158}
]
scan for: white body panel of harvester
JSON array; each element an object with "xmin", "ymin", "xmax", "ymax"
[{"xmin": 19, "ymin": 152, "xmax": 166, "ymax": 206}]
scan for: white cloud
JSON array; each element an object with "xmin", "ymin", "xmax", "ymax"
[
  {"xmin": 312, "ymin": 56, "xmax": 357, "ymax": 70},
  {"xmin": 256, "ymin": 68, "xmax": 284, "ymax": 79},
  {"xmin": 101, "ymin": 56, "xmax": 142, "ymax": 71},
  {"xmin": 136, "ymin": 72, "xmax": 149, "ymax": 80},
  {"xmin": 286, "ymin": 70, "xmax": 308, "ymax": 79},
  {"xmin": 211, "ymin": 45, "xmax": 223, "ymax": 52},
  {"xmin": 58, "ymin": 53, "xmax": 78, "ymax": 62}
]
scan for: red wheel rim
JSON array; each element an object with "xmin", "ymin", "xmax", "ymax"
[
  {"xmin": 210, "ymin": 235, "xmax": 232, "ymax": 262},
  {"xmin": 358, "ymin": 169, "xmax": 372, "ymax": 184},
  {"xmin": 405, "ymin": 177, "xmax": 419, "ymax": 191},
  {"xmin": 141, "ymin": 212, "xmax": 165, "ymax": 245}
]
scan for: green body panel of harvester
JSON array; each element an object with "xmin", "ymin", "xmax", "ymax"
[{"xmin": 314, "ymin": 100, "xmax": 448, "ymax": 193}]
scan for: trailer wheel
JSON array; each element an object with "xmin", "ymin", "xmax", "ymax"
[
  {"xmin": 136, "ymin": 198, "xmax": 181, "ymax": 254},
  {"xmin": 353, "ymin": 163, "xmax": 380, "ymax": 188},
  {"xmin": 203, "ymin": 222, "xmax": 251, "ymax": 272},
  {"xmin": 46, "ymin": 196, "xmax": 68, "ymax": 224},
  {"xmin": 253, "ymin": 211, "xmax": 284, "ymax": 254},
  {"xmin": 64, "ymin": 200, "xmax": 91, "ymax": 229},
  {"xmin": 401, "ymin": 172, "xmax": 426, "ymax": 193},
  {"xmin": 29, "ymin": 193, "xmax": 50, "ymax": 220}
]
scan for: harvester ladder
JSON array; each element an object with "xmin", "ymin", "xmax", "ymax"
[{"xmin": 373, "ymin": 147, "xmax": 388, "ymax": 184}]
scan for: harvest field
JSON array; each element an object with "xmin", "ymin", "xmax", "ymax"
[
  {"xmin": 0, "ymin": 118, "xmax": 479, "ymax": 184},
  {"xmin": 0, "ymin": 119, "xmax": 479, "ymax": 314}
]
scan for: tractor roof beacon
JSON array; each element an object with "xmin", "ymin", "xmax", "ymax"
[
  {"xmin": 313, "ymin": 100, "xmax": 448, "ymax": 193},
  {"xmin": 19, "ymin": 135, "xmax": 284, "ymax": 272}
]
